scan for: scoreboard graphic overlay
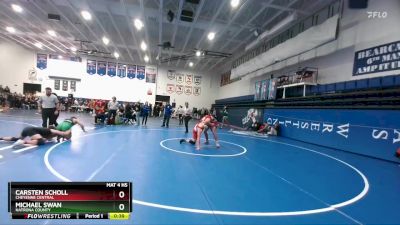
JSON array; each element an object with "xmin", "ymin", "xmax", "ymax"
[{"xmin": 9, "ymin": 182, "xmax": 132, "ymax": 220}]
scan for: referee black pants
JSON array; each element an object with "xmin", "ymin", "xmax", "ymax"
[
  {"xmin": 184, "ymin": 115, "xmax": 192, "ymax": 133},
  {"xmin": 42, "ymin": 108, "xmax": 56, "ymax": 128}
]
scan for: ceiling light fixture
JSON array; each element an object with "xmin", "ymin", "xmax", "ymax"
[
  {"xmin": 102, "ymin": 36, "xmax": 110, "ymax": 45},
  {"xmin": 189, "ymin": 62, "xmax": 194, "ymax": 67},
  {"xmin": 114, "ymin": 52, "xmax": 120, "ymax": 59},
  {"xmin": 34, "ymin": 42, "xmax": 43, "ymax": 49},
  {"xmin": 70, "ymin": 47, "xmax": 77, "ymax": 52},
  {"xmin": 195, "ymin": 50, "xmax": 201, "ymax": 57},
  {"xmin": 81, "ymin": 10, "xmax": 92, "ymax": 21},
  {"xmin": 6, "ymin": 26, "xmax": 16, "ymax": 33},
  {"xmin": 140, "ymin": 41, "xmax": 147, "ymax": 51},
  {"xmin": 134, "ymin": 19, "xmax": 144, "ymax": 30},
  {"xmin": 230, "ymin": 0, "xmax": 240, "ymax": 8},
  {"xmin": 47, "ymin": 30, "xmax": 56, "ymax": 37},
  {"xmin": 207, "ymin": 32, "xmax": 215, "ymax": 41},
  {"xmin": 11, "ymin": 4, "xmax": 23, "ymax": 13},
  {"xmin": 58, "ymin": 55, "xmax": 63, "ymax": 59},
  {"xmin": 144, "ymin": 55, "xmax": 149, "ymax": 62}
]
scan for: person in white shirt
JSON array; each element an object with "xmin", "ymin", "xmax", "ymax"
[
  {"xmin": 183, "ymin": 102, "xmax": 192, "ymax": 133},
  {"xmin": 107, "ymin": 96, "xmax": 119, "ymax": 125},
  {"xmin": 177, "ymin": 105, "xmax": 184, "ymax": 125}
]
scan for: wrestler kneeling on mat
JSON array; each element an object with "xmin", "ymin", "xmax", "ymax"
[
  {"xmin": 180, "ymin": 111, "xmax": 220, "ymax": 150},
  {"xmin": 0, "ymin": 117, "xmax": 85, "ymax": 147}
]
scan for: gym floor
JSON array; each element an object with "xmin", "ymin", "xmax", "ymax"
[{"xmin": 0, "ymin": 110, "xmax": 399, "ymax": 225}]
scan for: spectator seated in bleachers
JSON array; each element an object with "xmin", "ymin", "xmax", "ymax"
[{"xmin": 257, "ymin": 123, "xmax": 280, "ymax": 136}]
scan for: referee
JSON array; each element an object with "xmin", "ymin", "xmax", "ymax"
[{"xmin": 38, "ymin": 87, "xmax": 59, "ymax": 128}]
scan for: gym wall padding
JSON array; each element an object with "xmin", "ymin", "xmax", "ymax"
[{"xmin": 263, "ymin": 108, "xmax": 400, "ymax": 162}]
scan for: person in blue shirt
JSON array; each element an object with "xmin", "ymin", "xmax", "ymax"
[
  {"xmin": 142, "ymin": 102, "xmax": 150, "ymax": 125},
  {"xmin": 161, "ymin": 103, "xmax": 173, "ymax": 128}
]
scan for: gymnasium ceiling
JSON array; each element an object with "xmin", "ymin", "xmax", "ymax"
[{"xmin": 0, "ymin": 0, "xmax": 329, "ymax": 72}]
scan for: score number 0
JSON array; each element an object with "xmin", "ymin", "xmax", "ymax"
[{"xmin": 118, "ymin": 191, "xmax": 125, "ymax": 211}]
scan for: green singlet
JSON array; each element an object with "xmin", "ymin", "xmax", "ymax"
[{"xmin": 56, "ymin": 118, "xmax": 74, "ymax": 131}]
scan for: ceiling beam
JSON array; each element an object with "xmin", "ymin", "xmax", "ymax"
[
  {"xmin": 197, "ymin": 0, "xmax": 253, "ymax": 70},
  {"xmin": 104, "ymin": 6, "xmax": 135, "ymax": 63},
  {"xmin": 166, "ymin": 0, "xmax": 184, "ymax": 66},
  {"xmin": 208, "ymin": 0, "xmax": 303, "ymax": 72},
  {"xmin": 0, "ymin": 33, "xmax": 34, "ymax": 49},
  {"xmin": 0, "ymin": 5, "xmax": 55, "ymax": 52},
  {"xmin": 140, "ymin": 0, "xmax": 153, "ymax": 63},
  {"xmin": 120, "ymin": 0, "xmax": 144, "ymax": 62},
  {"xmin": 174, "ymin": 0, "xmax": 205, "ymax": 67},
  {"xmin": 65, "ymin": 0, "xmax": 107, "ymax": 53},
  {"xmin": 47, "ymin": 0, "xmax": 100, "ymax": 52},
  {"xmin": 29, "ymin": 1, "xmax": 76, "ymax": 50}
]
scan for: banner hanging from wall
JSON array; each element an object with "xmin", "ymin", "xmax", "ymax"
[
  {"xmin": 87, "ymin": 60, "xmax": 96, "ymax": 75},
  {"xmin": 36, "ymin": 53, "xmax": 47, "ymax": 70},
  {"xmin": 184, "ymin": 86, "xmax": 192, "ymax": 95},
  {"xmin": 353, "ymin": 40, "xmax": 400, "ymax": 76},
  {"xmin": 176, "ymin": 73, "xmax": 184, "ymax": 84},
  {"xmin": 260, "ymin": 80, "xmax": 268, "ymax": 100},
  {"xmin": 167, "ymin": 84, "xmax": 175, "ymax": 94},
  {"xmin": 62, "ymin": 80, "xmax": 68, "ymax": 91},
  {"xmin": 167, "ymin": 70, "xmax": 176, "ymax": 80},
  {"xmin": 127, "ymin": 65, "xmax": 136, "ymax": 79},
  {"xmin": 176, "ymin": 85, "xmax": 183, "ymax": 95},
  {"xmin": 254, "ymin": 81, "xmax": 261, "ymax": 101},
  {"xmin": 194, "ymin": 76, "xmax": 201, "ymax": 85},
  {"xmin": 70, "ymin": 81, "xmax": 76, "ymax": 92},
  {"xmin": 145, "ymin": 66, "xmax": 157, "ymax": 83},
  {"xmin": 97, "ymin": 61, "xmax": 107, "ymax": 76},
  {"xmin": 193, "ymin": 87, "xmax": 201, "ymax": 96},
  {"xmin": 185, "ymin": 74, "xmax": 193, "ymax": 85},
  {"xmin": 137, "ymin": 66, "xmax": 145, "ymax": 80},
  {"xmin": 117, "ymin": 64, "xmax": 127, "ymax": 78},
  {"xmin": 54, "ymin": 80, "xmax": 60, "ymax": 90},
  {"xmin": 107, "ymin": 62, "xmax": 116, "ymax": 77},
  {"xmin": 268, "ymin": 78, "xmax": 278, "ymax": 100}
]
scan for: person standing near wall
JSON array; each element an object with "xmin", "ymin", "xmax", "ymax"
[
  {"xmin": 134, "ymin": 102, "xmax": 141, "ymax": 126},
  {"xmin": 107, "ymin": 96, "xmax": 119, "ymax": 125},
  {"xmin": 183, "ymin": 102, "xmax": 192, "ymax": 133},
  {"xmin": 161, "ymin": 103, "xmax": 173, "ymax": 128},
  {"xmin": 37, "ymin": 87, "xmax": 59, "ymax": 128},
  {"xmin": 220, "ymin": 106, "xmax": 230, "ymax": 129},
  {"xmin": 142, "ymin": 102, "xmax": 150, "ymax": 125},
  {"xmin": 177, "ymin": 105, "xmax": 184, "ymax": 125}
]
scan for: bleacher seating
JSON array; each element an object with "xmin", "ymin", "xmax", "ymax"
[{"xmin": 214, "ymin": 74, "xmax": 400, "ymax": 109}]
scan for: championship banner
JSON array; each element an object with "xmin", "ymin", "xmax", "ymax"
[
  {"xmin": 184, "ymin": 86, "xmax": 192, "ymax": 95},
  {"xmin": 127, "ymin": 65, "xmax": 136, "ymax": 79},
  {"xmin": 254, "ymin": 81, "xmax": 261, "ymax": 101},
  {"xmin": 353, "ymin": 40, "xmax": 400, "ymax": 76},
  {"xmin": 70, "ymin": 81, "xmax": 76, "ymax": 92},
  {"xmin": 62, "ymin": 80, "xmax": 68, "ymax": 91},
  {"xmin": 107, "ymin": 62, "xmax": 116, "ymax": 77},
  {"xmin": 185, "ymin": 74, "xmax": 193, "ymax": 85},
  {"xmin": 137, "ymin": 66, "xmax": 145, "ymax": 80},
  {"xmin": 268, "ymin": 78, "xmax": 278, "ymax": 100},
  {"xmin": 176, "ymin": 85, "xmax": 183, "ymax": 95},
  {"xmin": 145, "ymin": 66, "xmax": 156, "ymax": 83},
  {"xmin": 260, "ymin": 80, "xmax": 268, "ymax": 100},
  {"xmin": 54, "ymin": 80, "xmax": 60, "ymax": 90},
  {"xmin": 87, "ymin": 60, "xmax": 96, "ymax": 75},
  {"xmin": 167, "ymin": 70, "xmax": 176, "ymax": 80},
  {"xmin": 194, "ymin": 76, "xmax": 201, "ymax": 85},
  {"xmin": 97, "ymin": 61, "xmax": 107, "ymax": 76},
  {"xmin": 167, "ymin": 84, "xmax": 175, "ymax": 94},
  {"xmin": 176, "ymin": 73, "xmax": 184, "ymax": 84},
  {"xmin": 117, "ymin": 64, "xmax": 127, "ymax": 78},
  {"xmin": 193, "ymin": 87, "xmax": 201, "ymax": 96},
  {"xmin": 36, "ymin": 53, "xmax": 47, "ymax": 70}
]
